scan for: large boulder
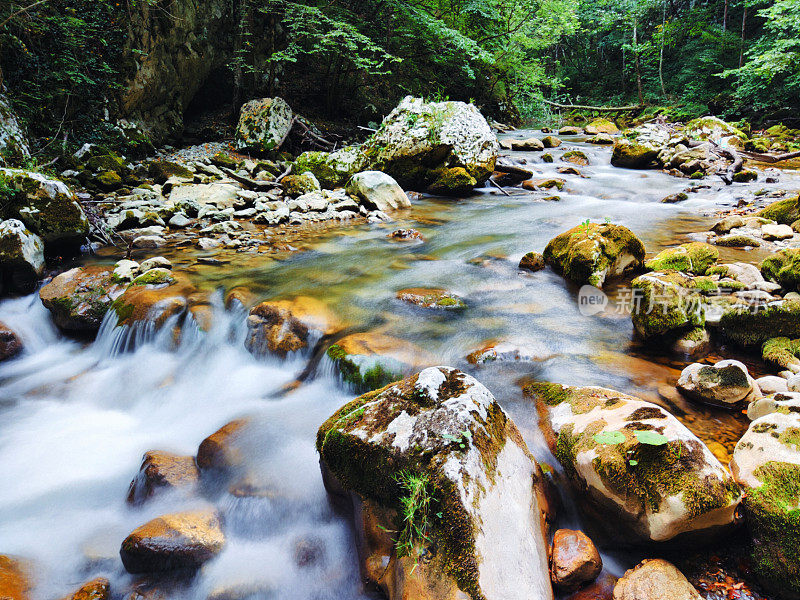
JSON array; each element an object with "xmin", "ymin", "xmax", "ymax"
[
  {"xmin": 120, "ymin": 509, "xmax": 225, "ymax": 573},
  {"xmin": 345, "ymin": 171, "xmax": 411, "ymax": 212},
  {"xmin": 719, "ymin": 299, "xmax": 800, "ymax": 347},
  {"xmin": 0, "ymin": 94, "xmax": 30, "ymax": 166},
  {"xmin": 676, "ymin": 360, "xmax": 760, "ymax": 409},
  {"xmin": 543, "ymin": 223, "xmax": 645, "ymax": 287},
  {"xmin": 317, "ymin": 366, "xmax": 554, "ymax": 600},
  {"xmin": 526, "ymin": 382, "xmax": 742, "ymax": 544},
  {"xmin": 731, "ymin": 408, "xmax": 800, "ymax": 598},
  {"xmin": 761, "ymin": 248, "xmax": 800, "ymax": 292},
  {"xmin": 39, "ymin": 266, "xmax": 127, "ymax": 332},
  {"xmin": 613, "ymin": 559, "xmax": 702, "ymax": 600},
  {"xmin": 758, "ymin": 194, "xmax": 800, "ymax": 225},
  {"xmin": 0, "ymin": 169, "xmax": 89, "ymax": 247},
  {"xmin": 0, "ymin": 219, "xmax": 44, "ymax": 294},
  {"xmin": 292, "ymin": 146, "xmax": 365, "ymax": 188},
  {"xmin": 110, "ymin": 271, "xmax": 204, "ymax": 330},
  {"xmin": 645, "ymin": 243, "xmax": 718, "ymax": 276},
  {"xmin": 611, "ymin": 139, "xmax": 660, "ymax": 169},
  {"xmin": 245, "ymin": 296, "xmax": 339, "ymax": 357},
  {"xmin": 585, "ymin": 118, "xmax": 619, "ymax": 135},
  {"xmin": 234, "ymin": 97, "xmax": 293, "ymax": 153},
  {"xmin": 359, "ymin": 96, "xmax": 498, "ymax": 194},
  {"xmin": 684, "ymin": 116, "xmax": 747, "ymax": 143},
  {"xmin": 630, "ymin": 272, "xmax": 705, "ymax": 339}
]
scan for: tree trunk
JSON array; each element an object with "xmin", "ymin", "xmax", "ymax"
[
  {"xmin": 633, "ymin": 16, "xmax": 644, "ymax": 105},
  {"xmin": 739, "ymin": 4, "xmax": 747, "ymax": 67},
  {"xmin": 723, "ymin": 0, "xmax": 728, "ymax": 31},
  {"xmin": 659, "ymin": 0, "xmax": 667, "ymax": 97}
]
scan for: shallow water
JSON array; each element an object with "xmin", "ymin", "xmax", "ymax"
[{"xmin": 1, "ymin": 133, "xmax": 798, "ymax": 598}]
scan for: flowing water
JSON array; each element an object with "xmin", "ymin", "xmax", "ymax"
[{"xmin": 1, "ymin": 133, "xmax": 798, "ymax": 599}]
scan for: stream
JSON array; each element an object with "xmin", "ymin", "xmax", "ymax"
[{"xmin": 1, "ymin": 133, "xmax": 797, "ymax": 599}]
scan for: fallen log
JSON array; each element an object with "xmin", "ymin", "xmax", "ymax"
[
  {"xmin": 740, "ymin": 150, "xmax": 800, "ymax": 164},
  {"xmin": 494, "ymin": 162, "xmax": 534, "ymax": 179},
  {"xmin": 220, "ymin": 167, "xmax": 282, "ymax": 190},
  {"xmin": 541, "ymin": 99, "xmax": 644, "ymax": 112}
]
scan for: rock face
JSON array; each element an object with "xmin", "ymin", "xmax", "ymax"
[
  {"xmin": 527, "ymin": 383, "xmax": 742, "ymax": 544},
  {"xmin": 676, "ymin": 360, "xmax": 760, "ymax": 408},
  {"xmin": 543, "ymin": 223, "xmax": 645, "ymax": 287},
  {"xmin": 245, "ymin": 296, "xmax": 338, "ymax": 357},
  {"xmin": 0, "ymin": 219, "xmax": 44, "ymax": 294},
  {"xmin": 120, "ymin": 509, "xmax": 225, "ymax": 573},
  {"xmin": 39, "ymin": 266, "xmax": 127, "ymax": 332},
  {"xmin": 0, "ymin": 555, "xmax": 32, "ymax": 600},
  {"xmin": 317, "ymin": 366, "xmax": 554, "ymax": 600},
  {"xmin": 731, "ymin": 408, "xmax": 800, "ymax": 598},
  {"xmin": 613, "ymin": 559, "xmax": 702, "ymax": 600},
  {"xmin": 234, "ymin": 97, "xmax": 293, "ymax": 153},
  {"xmin": 0, "ymin": 94, "xmax": 30, "ymax": 165},
  {"xmin": 126, "ymin": 450, "xmax": 200, "ymax": 505},
  {"xmin": 550, "ymin": 529, "xmax": 602, "ymax": 590},
  {"xmin": 345, "ymin": 171, "xmax": 411, "ymax": 212},
  {"xmin": 360, "ymin": 96, "xmax": 498, "ymax": 194},
  {"xmin": 645, "ymin": 243, "xmax": 718, "ymax": 276},
  {"xmin": 0, "ymin": 169, "xmax": 89, "ymax": 247}
]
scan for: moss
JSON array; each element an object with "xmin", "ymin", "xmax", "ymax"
[
  {"xmin": 147, "ymin": 160, "xmax": 193, "ymax": 184},
  {"xmin": 631, "ymin": 271, "xmax": 705, "ymax": 338},
  {"xmin": 758, "ymin": 195, "xmax": 800, "ymax": 225},
  {"xmin": 427, "ymin": 166, "xmax": 476, "ymax": 195},
  {"xmin": 733, "ymin": 170, "xmax": 757, "ymax": 183},
  {"xmin": 708, "ymin": 265, "xmax": 730, "ymax": 277},
  {"xmin": 720, "ymin": 300, "xmax": 800, "ymax": 347},
  {"xmin": 611, "ymin": 140, "xmax": 659, "ymax": 168},
  {"xmin": 95, "ymin": 170, "xmax": 122, "ymax": 191},
  {"xmin": 130, "ymin": 269, "xmax": 175, "ymax": 286},
  {"xmin": 761, "ymin": 248, "xmax": 800, "ymax": 292},
  {"xmin": 716, "ymin": 234, "xmax": 761, "ymax": 247},
  {"xmin": 83, "ymin": 153, "xmax": 126, "ymax": 174},
  {"xmin": 523, "ymin": 381, "xmax": 569, "ymax": 406},
  {"xmin": 745, "ymin": 461, "xmax": 800, "ymax": 598},
  {"xmin": 111, "ymin": 298, "xmax": 135, "ymax": 324},
  {"xmin": 645, "ymin": 242, "xmax": 718, "ymax": 275},
  {"xmin": 541, "ymin": 153, "xmax": 554, "ymax": 163},
  {"xmin": 762, "ymin": 337, "xmax": 800, "ymax": 369}
]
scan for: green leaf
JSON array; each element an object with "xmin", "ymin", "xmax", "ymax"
[
  {"xmin": 593, "ymin": 430, "xmax": 626, "ymax": 445},
  {"xmin": 634, "ymin": 431, "xmax": 670, "ymax": 446},
  {"xmin": 628, "ymin": 459, "xmax": 638, "ymax": 466}
]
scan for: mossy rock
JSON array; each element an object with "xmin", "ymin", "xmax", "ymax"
[
  {"xmin": 630, "ymin": 272, "xmax": 705, "ymax": 338},
  {"xmin": 426, "ymin": 166, "xmax": 476, "ymax": 195},
  {"xmin": 543, "ymin": 222, "xmax": 645, "ymax": 288},
  {"xmin": 525, "ymin": 382, "xmax": 742, "ymax": 544},
  {"xmin": 761, "ymin": 248, "xmax": 800, "ymax": 292},
  {"xmin": 148, "ymin": 161, "xmax": 193, "ymax": 184},
  {"xmin": 611, "ymin": 139, "xmax": 660, "ymax": 169},
  {"xmin": 317, "ymin": 366, "xmax": 552, "ymax": 599},
  {"xmin": 758, "ymin": 195, "xmax": 800, "ymax": 225},
  {"xmin": 293, "ymin": 147, "xmax": 364, "ymax": 188},
  {"xmin": 396, "ymin": 287, "xmax": 466, "ymax": 309},
  {"xmin": 645, "ymin": 242, "xmax": 718, "ymax": 275},
  {"xmin": 684, "ymin": 116, "xmax": 747, "ymax": 143},
  {"xmin": 281, "ymin": 172, "xmax": 321, "ymax": 198},
  {"xmin": 95, "ymin": 170, "xmax": 123, "ymax": 192},
  {"xmin": 715, "ymin": 234, "xmax": 761, "ymax": 248},
  {"xmin": 762, "ymin": 337, "xmax": 800, "ymax": 371},
  {"xmin": 732, "ymin": 170, "xmax": 757, "ymax": 183},
  {"xmin": 210, "ymin": 152, "xmax": 239, "ymax": 170},
  {"xmin": 561, "ymin": 150, "xmax": 589, "ymax": 166},
  {"xmin": 234, "ymin": 97, "xmax": 293, "ymax": 154},
  {"xmin": 719, "ymin": 300, "xmax": 800, "ymax": 348},
  {"xmin": 519, "ymin": 251, "xmax": 545, "ymax": 272},
  {"xmin": 585, "ymin": 118, "xmax": 620, "ymax": 135},
  {"xmin": 541, "ymin": 136, "xmax": 561, "ymax": 148},
  {"xmin": 541, "ymin": 153, "xmax": 554, "ymax": 163},
  {"xmin": 130, "ymin": 268, "xmax": 175, "ymax": 287},
  {"xmin": 83, "ymin": 152, "xmax": 127, "ymax": 175}
]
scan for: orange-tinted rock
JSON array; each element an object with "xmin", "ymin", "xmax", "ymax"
[
  {"xmin": 39, "ymin": 266, "xmax": 127, "ymax": 332},
  {"xmin": 111, "ymin": 273, "xmax": 200, "ymax": 329},
  {"xmin": 0, "ymin": 555, "xmax": 32, "ymax": 600},
  {"xmin": 120, "ymin": 509, "xmax": 225, "ymax": 573},
  {"xmin": 126, "ymin": 451, "xmax": 199, "ymax": 505},
  {"xmin": 196, "ymin": 418, "xmax": 251, "ymax": 472},
  {"xmin": 64, "ymin": 577, "xmax": 110, "ymax": 600},
  {"xmin": 613, "ymin": 559, "xmax": 702, "ymax": 600},
  {"xmin": 519, "ymin": 252, "xmax": 545, "ymax": 272},
  {"xmin": 0, "ymin": 321, "xmax": 22, "ymax": 360},
  {"xmin": 565, "ymin": 572, "xmax": 617, "ymax": 600},
  {"xmin": 245, "ymin": 296, "xmax": 338, "ymax": 356},
  {"xmin": 388, "ymin": 229, "xmax": 423, "ymax": 241},
  {"xmin": 550, "ymin": 529, "xmax": 602, "ymax": 589},
  {"xmin": 522, "ymin": 178, "xmax": 566, "ymax": 191},
  {"xmin": 224, "ymin": 287, "xmax": 258, "ymax": 310}
]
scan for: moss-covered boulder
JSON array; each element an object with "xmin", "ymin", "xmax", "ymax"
[
  {"xmin": 585, "ymin": 118, "xmax": 620, "ymax": 135},
  {"xmin": 731, "ymin": 410, "xmax": 800, "ymax": 598},
  {"xmin": 761, "ymin": 248, "xmax": 800, "ymax": 292},
  {"xmin": 676, "ymin": 359, "xmax": 760, "ymax": 409},
  {"xmin": 645, "ymin": 243, "xmax": 718, "ymax": 275},
  {"xmin": 427, "ymin": 166, "xmax": 477, "ymax": 195},
  {"xmin": 630, "ymin": 272, "xmax": 705, "ymax": 338},
  {"xmin": 0, "ymin": 168, "xmax": 89, "ymax": 248},
  {"xmin": 293, "ymin": 146, "xmax": 365, "ymax": 188},
  {"xmin": 762, "ymin": 337, "xmax": 800, "ymax": 373},
  {"xmin": 281, "ymin": 171, "xmax": 320, "ymax": 198},
  {"xmin": 110, "ymin": 272, "xmax": 202, "ymax": 330},
  {"xmin": 543, "ymin": 222, "xmax": 645, "ymax": 287},
  {"xmin": 39, "ymin": 266, "xmax": 127, "ymax": 333},
  {"xmin": 519, "ymin": 251, "xmax": 546, "ymax": 272},
  {"xmin": 359, "ymin": 96, "xmax": 498, "ymax": 193},
  {"xmin": 148, "ymin": 161, "xmax": 193, "ymax": 184},
  {"xmin": 526, "ymin": 382, "xmax": 742, "ymax": 544},
  {"xmin": 317, "ymin": 366, "xmax": 554, "ymax": 600},
  {"xmin": 541, "ymin": 136, "xmax": 562, "ymax": 148},
  {"xmin": 0, "ymin": 94, "xmax": 30, "ymax": 166},
  {"xmin": 611, "ymin": 139, "xmax": 660, "ymax": 169},
  {"xmin": 684, "ymin": 116, "xmax": 747, "ymax": 143},
  {"xmin": 0, "ymin": 219, "xmax": 44, "ymax": 294},
  {"xmin": 561, "ymin": 150, "xmax": 590, "ymax": 166},
  {"xmin": 234, "ymin": 97, "xmax": 293, "ymax": 154},
  {"xmin": 719, "ymin": 300, "xmax": 800, "ymax": 347},
  {"xmin": 326, "ymin": 332, "xmax": 433, "ymax": 391},
  {"xmin": 757, "ymin": 194, "xmax": 800, "ymax": 225},
  {"xmin": 120, "ymin": 509, "xmax": 225, "ymax": 573},
  {"xmin": 245, "ymin": 296, "xmax": 339, "ymax": 357}
]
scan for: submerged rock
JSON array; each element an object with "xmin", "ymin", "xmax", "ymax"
[
  {"xmin": 65, "ymin": 577, "xmax": 110, "ymax": 600},
  {"xmin": 731, "ymin": 409, "xmax": 800, "ymax": 598},
  {"xmin": 245, "ymin": 296, "xmax": 338, "ymax": 357},
  {"xmin": 234, "ymin": 97, "xmax": 293, "ymax": 154},
  {"xmin": 396, "ymin": 287, "xmax": 466, "ymax": 309},
  {"xmin": 317, "ymin": 366, "xmax": 554, "ymax": 600},
  {"xmin": 0, "ymin": 555, "xmax": 32, "ymax": 600},
  {"xmin": 39, "ymin": 266, "xmax": 127, "ymax": 332},
  {"xmin": 519, "ymin": 251, "xmax": 546, "ymax": 272},
  {"xmin": 613, "ymin": 559, "xmax": 702, "ymax": 600},
  {"xmin": 346, "ymin": 171, "xmax": 411, "ymax": 212},
  {"xmin": 0, "ymin": 219, "xmax": 44, "ymax": 294},
  {"xmin": 543, "ymin": 223, "xmax": 645, "ymax": 287},
  {"xmin": 127, "ymin": 450, "xmax": 200, "ymax": 505},
  {"xmin": 644, "ymin": 243, "xmax": 718, "ymax": 276},
  {"xmin": 120, "ymin": 509, "xmax": 225, "ymax": 573},
  {"xmin": 550, "ymin": 529, "xmax": 602, "ymax": 590},
  {"xmin": 526, "ymin": 382, "xmax": 741, "ymax": 544},
  {"xmin": 676, "ymin": 360, "xmax": 760, "ymax": 408}
]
